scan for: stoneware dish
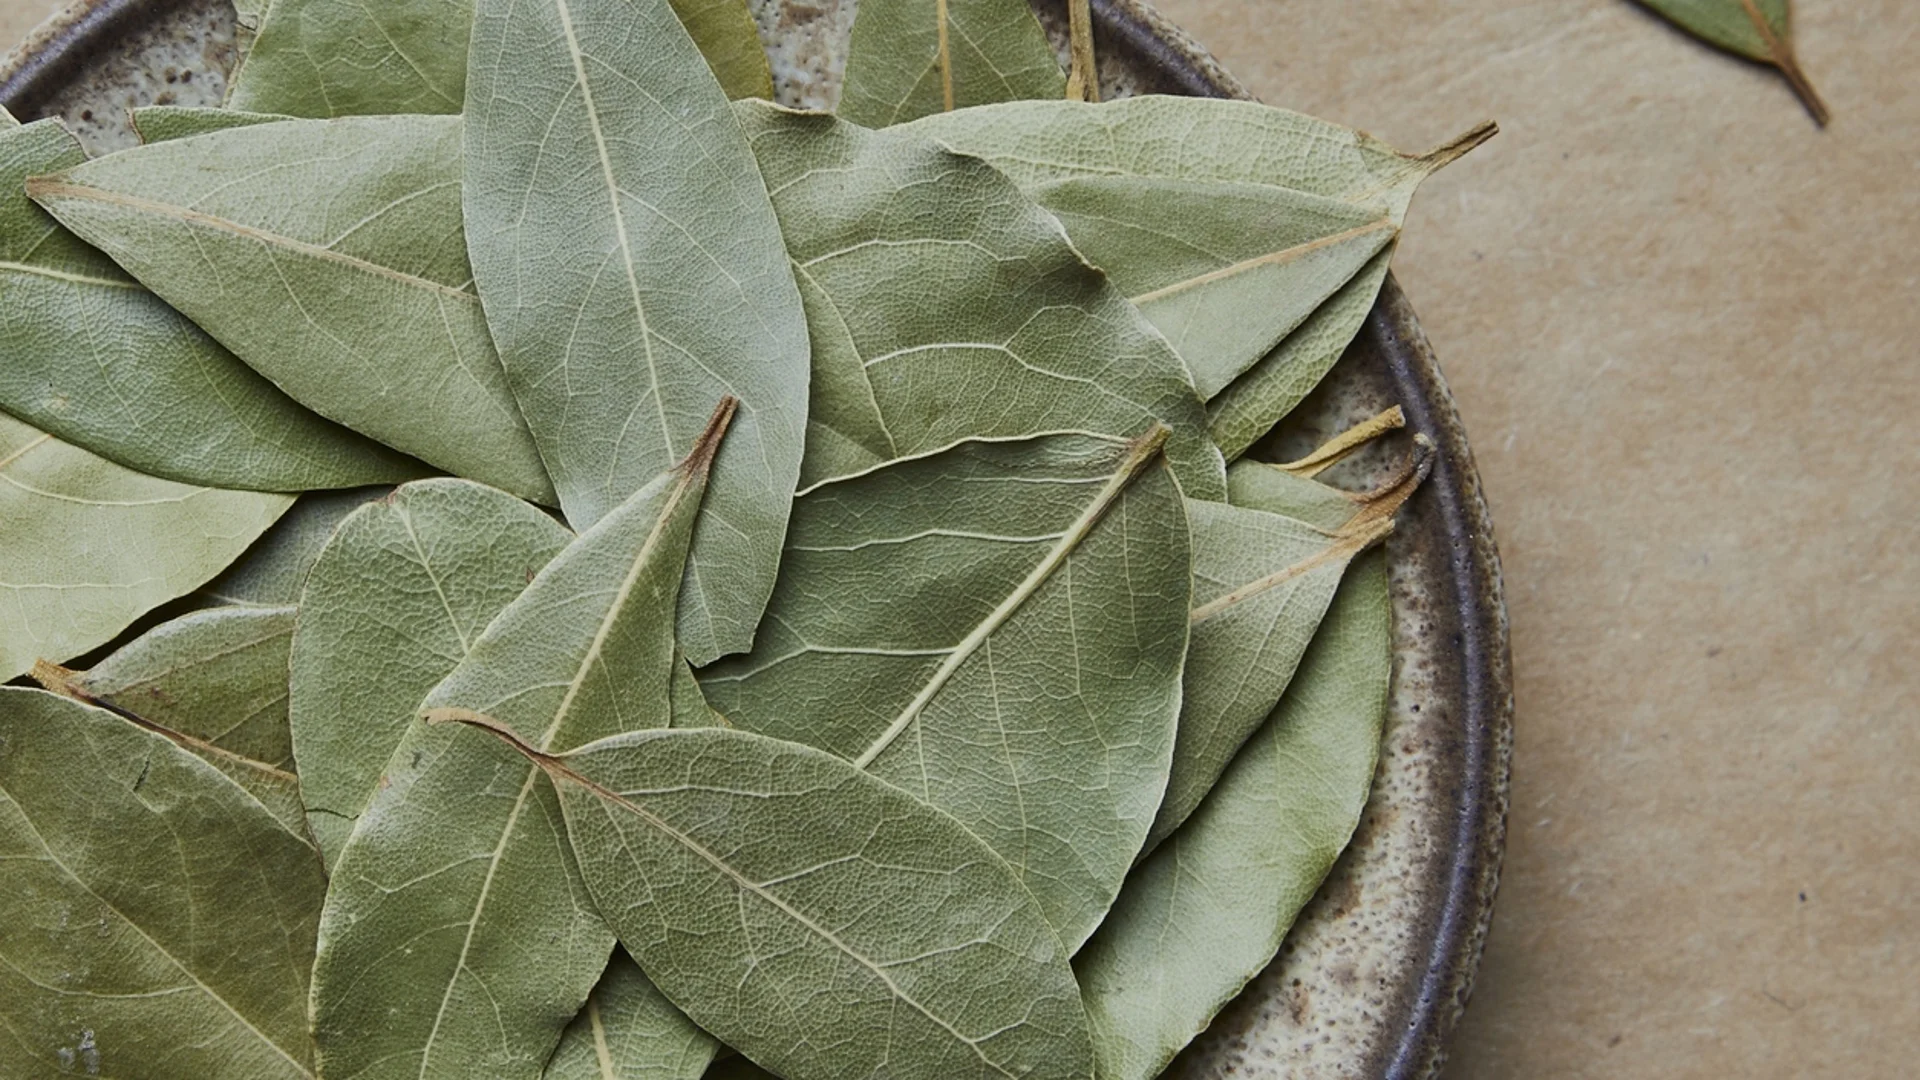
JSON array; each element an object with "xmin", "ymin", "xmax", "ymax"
[{"xmin": 0, "ymin": 1, "xmax": 1515, "ymax": 1076}]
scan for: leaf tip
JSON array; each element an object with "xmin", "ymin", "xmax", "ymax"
[
  {"xmin": 28, "ymin": 659, "xmax": 84, "ymax": 700},
  {"xmin": 1418, "ymin": 121, "xmax": 1499, "ymax": 173},
  {"xmin": 682, "ymin": 396, "xmax": 739, "ymax": 479}
]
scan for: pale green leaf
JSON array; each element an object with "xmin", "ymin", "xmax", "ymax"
[
  {"xmin": 289, "ymin": 479, "xmax": 571, "ymax": 869},
  {"xmin": 465, "ymin": 0, "xmax": 809, "ymax": 664},
  {"xmin": 701, "ymin": 428, "xmax": 1190, "ymax": 951},
  {"xmin": 197, "ymin": 486, "xmax": 391, "ymax": 608},
  {"xmin": 452, "ymin": 719, "xmax": 1097, "ymax": 1080},
  {"xmin": 27, "ymin": 115, "xmax": 556, "ymax": 503},
  {"xmin": 314, "ymin": 411, "xmax": 727, "ymax": 1080},
  {"xmin": 1636, "ymin": 0, "xmax": 1826, "ymax": 122},
  {"xmin": 0, "ymin": 411, "xmax": 291, "ymax": 683},
  {"xmin": 839, "ymin": 0, "xmax": 1064, "ymax": 126},
  {"xmin": 545, "ymin": 951, "xmax": 718, "ymax": 1080},
  {"xmin": 1075, "ymin": 550, "xmax": 1391, "ymax": 1080},
  {"xmin": 0, "ymin": 117, "xmax": 418, "ymax": 491},
  {"xmin": 130, "ymin": 104, "xmax": 288, "ymax": 143},
  {"xmin": 736, "ymin": 103, "xmax": 1225, "ymax": 501},
  {"xmin": 0, "ymin": 687, "xmax": 326, "ymax": 1080},
  {"xmin": 903, "ymin": 98, "xmax": 1492, "ymax": 456}
]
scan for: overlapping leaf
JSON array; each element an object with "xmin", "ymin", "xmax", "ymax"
[
  {"xmin": 289, "ymin": 479, "xmax": 571, "ymax": 868},
  {"xmin": 464, "ymin": 0, "xmax": 808, "ymax": 664},
  {"xmin": 737, "ymin": 102, "xmax": 1225, "ymax": 500},
  {"xmin": 545, "ymin": 951, "xmax": 717, "ymax": 1080},
  {"xmin": 839, "ymin": 0, "xmax": 1064, "ymax": 125},
  {"xmin": 0, "ymin": 113, "xmax": 415, "ymax": 491},
  {"xmin": 1637, "ymin": 0, "xmax": 1827, "ymax": 123},
  {"xmin": 451, "ymin": 720, "xmax": 1097, "ymax": 1080},
  {"xmin": 313, "ymin": 406, "xmax": 728, "ymax": 1080},
  {"xmin": 197, "ymin": 485, "xmax": 391, "ymax": 608},
  {"xmin": 0, "ymin": 687, "xmax": 326, "ymax": 1079},
  {"xmin": 1076, "ymin": 551, "xmax": 1392, "ymax": 1080},
  {"xmin": 904, "ymin": 97, "xmax": 1492, "ymax": 456},
  {"xmin": 701, "ymin": 428, "xmax": 1190, "ymax": 950},
  {"xmin": 27, "ymin": 115, "xmax": 555, "ymax": 503},
  {"xmin": 0, "ymin": 411, "xmax": 291, "ymax": 682},
  {"xmin": 130, "ymin": 104, "xmax": 286, "ymax": 142}
]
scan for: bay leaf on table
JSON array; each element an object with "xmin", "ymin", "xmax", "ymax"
[
  {"xmin": 903, "ymin": 97, "xmax": 1493, "ymax": 457},
  {"xmin": 314, "ymin": 404, "xmax": 729, "ymax": 1080},
  {"xmin": 227, "ymin": 0, "xmax": 770, "ymax": 118},
  {"xmin": 465, "ymin": 0, "xmax": 809, "ymax": 664},
  {"xmin": 1636, "ymin": 0, "xmax": 1827, "ymax": 123},
  {"xmin": 289, "ymin": 478, "xmax": 571, "ymax": 869},
  {"xmin": 448, "ymin": 719, "xmax": 1097, "ymax": 1080},
  {"xmin": 736, "ymin": 102, "xmax": 1225, "ymax": 500},
  {"xmin": 1074, "ymin": 550, "xmax": 1392, "ymax": 1080},
  {"xmin": 1147, "ymin": 442, "xmax": 1422, "ymax": 850},
  {"xmin": 545, "ymin": 950, "xmax": 718, "ymax": 1080},
  {"xmin": 0, "ymin": 410, "xmax": 290, "ymax": 683},
  {"xmin": 197, "ymin": 485, "xmax": 391, "ymax": 608},
  {"xmin": 26, "ymin": 115, "xmax": 556, "ymax": 504},
  {"xmin": 29, "ymin": 608, "xmax": 309, "ymax": 840},
  {"xmin": 838, "ymin": 0, "xmax": 1064, "ymax": 126},
  {"xmin": 0, "ymin": 113, "xmax": 417, "ymax": 492},
  {"xmin": 0, "ymin": 687, "xmax": 326, "ymax": 1080},
  {"xmin": 700, "ymin": 427, "xmax": 1191, "ymax": 951}
]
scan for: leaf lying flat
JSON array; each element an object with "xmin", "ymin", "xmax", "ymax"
[
  {"xmin": 197, "ymin": 486, "xmax": 391, "ymax": 608},
  {"xmin": 130, "ymin": 104, "xmax": 287, "ymax": 143},
  {"xmin": 1075, "ymin": 550, "xmax": 1392, "ymax": 1080},
  {"xmin": 315, "ymin": 408, "xmax": 727, "ymax": 1080},
  {"xmin": 736, "ymin": 103, "xmax": 1225, "ymax": 500},
  {"xmin": 0, "ymin": 411, "xmax": 291, "ymax": 683},
  {"xmin": 839, "ymin": 0, "xmax": 1065, "ymax": 126},
  {"xmin": 0, "ymin": 115, "xmax": 416, "ymax": 492},
  {"xmin": 455, "ymin": 721, "xmax": 1097, "ymax": 1080},
  {"xmin": 0, "ymin": 687, "xmax": 326, "ymax": 1080},
  {"xmin": 27, "ymin": 115, "xmax": 555, "ymax": 503},
  {"xmin": 289, "ymin": 478, "xmax": 571, "ymax": 869},
  {"xmin": 545, "ymin": 951, "xmax": 717, "ymax": 1080},
  {"xmin": 701, "ymin": 429, "xmax": 1191, "ymax": 951},
  {"xmin": 1638, "ymin": 0, "xmax": 1827, "ymax": 123},
  {"xmin": 902, "ymin": 98, "xmax": 1492, "ymax": 456},
  {"xmin": 465, "ymin": 0, "xmax": 809, "ymax": 664}
]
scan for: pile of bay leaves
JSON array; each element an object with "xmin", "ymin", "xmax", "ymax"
[{"xmin": 0, "ymin": 0, "xmax": 1486, "ymax": 1076}]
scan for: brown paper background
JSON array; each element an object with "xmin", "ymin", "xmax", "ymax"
[{"xmin": 5, "ymin": 0, "xmax": 1916, "ymax": 1075}]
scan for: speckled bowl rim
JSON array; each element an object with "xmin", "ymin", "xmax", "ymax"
[{"xmin": 1, "ymin": 2, "xmax": 1513, "ymax": 1076}]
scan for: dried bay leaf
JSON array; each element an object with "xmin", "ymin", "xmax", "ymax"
[
  {"xmin": 449, "ymin": 719, "xmax": 1097, "ymax": 1080},
  {"xmin": 839, "ymin": 0, "xmax": 1064, "ymax": 126},
  {"xmin": 289, "ymin": 479, "xmax": 571, "ymax": 868},
  {"xmin": 130, "ymin": 104, "xmax": 287, "ymax": 142},
  {"xmin": 0, "ymin": 114, "xmax": 417, "ymax": 492},
  {"xmin": 313, "ymin": 406, "xmax": 730, "ymax": 1080},
  {"xmin": 465, "ymin": 0, "xmax": 809, "ymax": 664},
  {"xmin": 197, "ymin": 485, "xmax": 392, "ymax": 608},
  {"xmin": 0, "ymin": 686, "xmax": 326, "ymax": 1079},
  {"xmin": 700, "ymin": 428, "xmax": 1191, "ymax": 951},
  {"xmin": 26, "ymin": 115, "xmax": 556, "ymax": 504},
  {"xmin": 1075, "ymin": 550, "xmax": 1392, "ymax": 1080},
  {"xmin": 736, "ymin": 103, "xmax": 1225, "ymax": 500},
  {"xmin": 0, "ymin": 411, "xmax": 291, "ymax": 683},
  {"xmin": 1636, "ymin": 0, "xmax": 1827, "ymax": 123},
  {"xmin": 903, "ymin": 98, "xmax": 1493, "ymax": 456},
  {"xmin": 545, "ymin": 951, "xmax": 718, "ymax": 1080}
]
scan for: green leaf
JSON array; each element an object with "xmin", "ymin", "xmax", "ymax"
[
  {"xmin": 1636, "ymin": 0, "xmax": 1827, "ymax": 123},
  {"xmin": 1074, "ymin": 549, "xmax": 1392, "ymax": 1080},
  {"xmin": 464, "ymin": 0, "xmax": 810, "ymax": 664},
  {"xmin": 545, "ymin": 951, "xmax": 718, "ymax": 1080},
  {"xmin": 26, "ymin": 115, "xmax": 556, "ymax": 504},
  {"xmin": 735, "ymin": 102, "xmax": 1225, "ymax": 501},
  {"xmin": 0, "ymin": 116, "xmax": 418, "ymax": 492},
  {"xmin": 197, "ymin": 486, "xmax": 392, "ymax": 608},
  {"xmin": 1148, "ymin": 444, "xmax": 1426, "ymax": 848},
  {"xmin": 289, "ymin": 479, "xmax": 571, "ymax": 869},
  {"xmin": 130, "ymin": 104, "xmax": 288, "ymax": 143},
  {"xmin": 450, "ymin": 719, "xmax": 1097, "ymax": 1080},
  {"xmin": 0, "ymin": 687, "xmax": 326, "ymax": 1079},
  {"xmin": 29, "ymin": 606, "xmax": 309, "ymax": 840},
  {"xmin": 313, "ymin": 406, "xmax": 729, "ymax": 1080},
  {"xmin": 839, "ymin": 0, "xmax": 1064, "ymax": 126},
  {"xmin": 700, "ymin": 428, "xmax": 1191, "ymax": 951},
  {"xmin": 227, "ymin": 0, "xmax": 770, "ymax": 118},
  {"xmin": 902, "ymin": 98, "xmax": 1493, "ymax": 456},
  {"xmin": 1028, "ymin": 176, "xmax": 1396, "ymax": 400},
  {"xmin": 0, "ymin": 411, "xmax": 291, "ymax": 683}
]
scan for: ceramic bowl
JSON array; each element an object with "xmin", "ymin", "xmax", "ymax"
[{"xmin": 0, "ymin": 2, "xmax": 1514, "ymax": 1075}]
